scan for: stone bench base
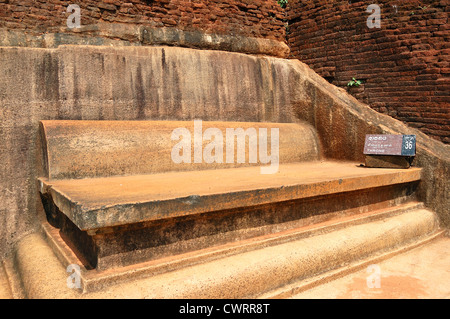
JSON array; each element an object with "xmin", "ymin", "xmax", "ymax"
[{"xmin": 39, "ymin": 161, "xmax": 421, "ymax": 270}]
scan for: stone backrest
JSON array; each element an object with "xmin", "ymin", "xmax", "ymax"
[{"xmin": 39, "ymin": 120, "xmax": 321, "ymax": 180}]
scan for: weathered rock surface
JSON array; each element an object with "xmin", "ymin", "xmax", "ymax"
[{"xmin": 0, "ymin": 44, "xmax": 448, "ymax": 272}]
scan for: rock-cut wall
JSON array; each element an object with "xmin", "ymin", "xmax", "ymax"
[
  {"xmin": 0, "ymin": 45, "xmax": 298, "ymax": 259},
  {"xmin": 0, "ymin": 45, "xmax": 448, "ymax": 261}
]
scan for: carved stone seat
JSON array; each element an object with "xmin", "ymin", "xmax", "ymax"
[{"xmin": 37, "ymin": 120, "xmax": 422, "ymax": 273}]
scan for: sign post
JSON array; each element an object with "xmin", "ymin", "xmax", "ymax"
[{"xmin": 363, "ymin": 134, "xmax": 416, "ymax": 168}]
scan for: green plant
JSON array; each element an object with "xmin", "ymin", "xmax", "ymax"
[
  {"xmin": 347, "ymin": 77, "xmax": 363, "ymax": 87},
  {"xmin": 412, "ymin": 5, "xmax": 429, "ymax": 14},
  {"xmin": 277, "ymin": 0, "xmax": 288, "ymax": 9}
]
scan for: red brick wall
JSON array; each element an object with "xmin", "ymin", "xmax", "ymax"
[
  {"xmin": 287, "ymin": 0, "xmax": 449, "ymax": 144},
  {"xmin": 0, "ymin": 0, "xmax": 286, "ymax": 42}
]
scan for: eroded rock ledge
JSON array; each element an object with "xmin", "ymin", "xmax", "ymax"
[{"xmin": 0, "ymin": 23, "xmax": 290, "ymax": 58}]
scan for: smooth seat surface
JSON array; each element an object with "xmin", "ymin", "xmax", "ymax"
[{"xmin": 39, "ymin": 161, "xmax": 421, "ymax": 231}]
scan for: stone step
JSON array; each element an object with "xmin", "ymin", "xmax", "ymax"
[
  {"xmin": 38, "ymin": 161, "xmax": 422, "ymax": 270},
  {"xmin": 0, "ymin": 263, "xmax": 13, "ymax": 299},
  {"xmin": 52, "ymin": 201, "xmax": 425, "ymax": 293},
  {"xmin": 14, "ymin": 205, "xmax": 440, "ymax": 298},
  {"xmin": 285, "ymin": 235, "xmax": 449, "ymax": 299}
]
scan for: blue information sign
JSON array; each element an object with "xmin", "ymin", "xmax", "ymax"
[{"xmin": 401, "ymin": 135, "xmax": 416, "ymax": 156}]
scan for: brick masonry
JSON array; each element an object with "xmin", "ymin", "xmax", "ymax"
[
  {"xmin": 287, "ymin": 0, "xmax": 449, "ymax": 144},
  {"xmin": 0, "ymin": 0, "xmax": 286, "ymax": 42}
]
